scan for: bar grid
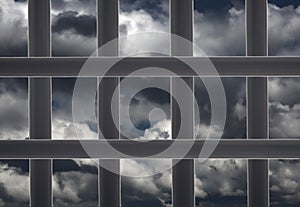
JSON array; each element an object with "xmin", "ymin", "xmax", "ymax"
[
  {"xmin": 171, "ymin": 0, "xmax": 194, "ymax": 206},
  {"xmin": 246, "ymin": 1, "xmax": 269, "ymax": 207},
  {"xmin": 97, "ymin": 1, "xmax": 120, "ymax": 207},
  {"xmin": 28, "ymin": 0, "xmax": 52, "ymax": 207},
  {"xmin": 0, "ymin": 0, "xmax": 298, "ymax": 207}
]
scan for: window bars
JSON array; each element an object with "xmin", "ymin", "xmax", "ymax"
[{"xmin": 0, "ymin": 0, "xmax": 299, "ymax": 207}]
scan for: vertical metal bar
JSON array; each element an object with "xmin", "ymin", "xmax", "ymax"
[
  {"xmin": 28, "ymin": 0, "xmax": 52, "ymax": 207},
  {"xmin": 98, "ymin": 1, "xmax": 120, "ymax": 207},
  {"xmin": 247, "ymin": 1, "xmax": 268, "ymax": 207},
  {"xmin": 171, "ymin": 1, "xmax": 194, "ymax": 207}
]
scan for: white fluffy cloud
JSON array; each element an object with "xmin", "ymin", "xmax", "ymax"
[
  {"xmin": 0, "ymin": 162, "xmax": 29, "ymax": 206},
  {"xmin": 195, "ymin": 123, "xmax": 224, "ymax": 139},
  {"xmin": 268, "ymin": 4, "xmax": 300, "ymax": 55},
  {"xmin": 119, "ymin": 10, "xmax": 169, "ymax": 56},
  {"xmin": 136, "ymin": 119, "xmax": 171, "ymax": 140},
  {"xmin": 52, "ymin": 118, "xmax": 98, "ymax": 139}
]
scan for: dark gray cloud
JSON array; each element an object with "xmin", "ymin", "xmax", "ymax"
[
  {"xmin": 51, "ymin": 0, "xmax": 97, "ymax": 56},
  {"xmin": 53, "ymin": 159, "xmax": 98, "ymax": 207},
  {"xmin": 195, "ymin": 159, "xmax": 247, "ymax": 207},
  {"xmin": 51, "ymin": 0, "xmax": 96, "ymax": 14},
  {"xmin": 194, "ymin": 0, "xmax": 245, "ymax": 16},
  {"xmin": 270, "ymin": 159, "xmax": 300, "ymax": 207},
  {"xmin": 0, "ymin": 0, "xmax": 27, "ymax": 57},
  {"xmin": 0, "ymin": 78, "xmax": 28, "ymax": 139},
  {"xmin": 120, "ymin": 0, "xmax": 169, "ymax": 19},
  {"xmin": 52, "ymin": 11, "xmax": 96, "ymax": 37},
  {"xmin": 269, "ymin": 78, "xmax": 300, "ymax": 138},
  {"xmin": 195, "ymin": 77, "xmax": 246, "ymax": 139},
  {"xmin": 269, "ymin": 0, "xmax": 300, "ymax": 8}
]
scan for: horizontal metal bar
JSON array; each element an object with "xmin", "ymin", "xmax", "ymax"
[
  {"xmin": 1, "ymin": 57, "xmax": 300, "ymax": 76},
  {"xmin": 0, "ymin": 139, "xmax": 300, "ymax": 158}
]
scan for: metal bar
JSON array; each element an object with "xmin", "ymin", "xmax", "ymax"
[
  {"xmin": 97, "ymin": 1, "xmax": 120, "ymax": 207},
  {"xmin": 247, "ymin": 0, "xmax": 268, "ymax": 207},
  {"xmin": 1, "ymin": 57, "xmax": 300, "ymax": 76},
  {"xmin": 0, "ymin": 139, "xmax": 300, "ymax": 159},
  {"xmin": 248, "ymin": 78, "xmax": 268, "ymax": 138},
  {"xmin": 171, "ymin": 0, "xmax": 194, "ymax": 207},
  {"xmin": 247, "ymin": 0, "xmax": 267, "ymax": 56},
  {"xmin": 28, "ymin": 0, "xmax": 52, "ymax": 207}
]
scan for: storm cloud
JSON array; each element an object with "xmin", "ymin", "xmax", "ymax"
[{"xmin": 52, "ymin": 11, "xmax": 96, "ymax": 37}]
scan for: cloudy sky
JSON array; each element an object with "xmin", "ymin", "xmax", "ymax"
[
  {"xmin": 270, "ymin": 159, "xmax": 300, "ymax": 207},
  {"xmin": 194, "ymin": 0, "xmax": 245, "ymax": 56},
  {"xmin": 0, "ymin": 78, "xmax": 28, "ymax": 140},
  {"xmin": 119, "ymin": 0, "xmax": 170, "ymax": 56},
  {"xmin": 195, "ymin": 159, "xmax": 247, "ymax": 207},
  {"xmin": 51, "ymin": 0, "xmax": 97, "ymax": 56},
  {"xmin": 0, "ymin": 0, "xmax": 27, "ymax": 56},
  {"xmin": 195, "ymin": 77, "xmax": 246, "ymax": 139},
  {"xmin": 120, "ymin": 77, "xmax": 170, "ymax": 140},
  {"xmin": 53, "ymin": 159, "xmax": 98, "ymax": 207},
  {"xmin": 121, "ymin": 159, "xmax": 172, "ymax": 207},
  {"xmin": 1, "ymin": 0, "xmax": 300, "ymax": 207},
  {"xmin": 0, "ymin": 160, "xmax": 29, "ymax": 207},
  {"xmin": 268, "ymin": 0, "xmax": 300, "ymax": 56},
  {"xmin": 52, "ymin": 78, "xmax": 98, "ymax": 139},
  {"xmin": 120, "ymin": 77, "xmax": 172, "ymax": 207},
  {"xmin": 1, "ymin": 0, "xmax": 300, "ymax": 56},
  {"xmin": 269, "ymin": 77, "xmax": 300, "ymax": 138}
]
